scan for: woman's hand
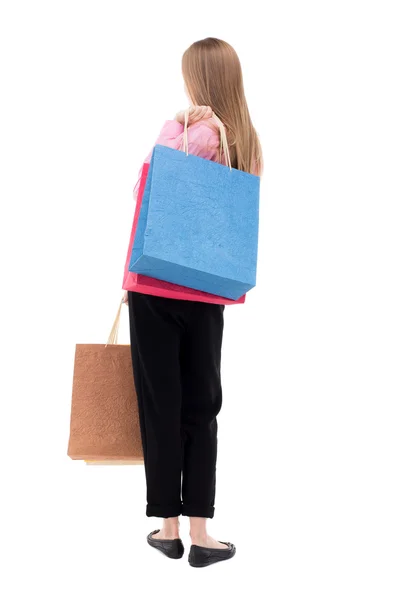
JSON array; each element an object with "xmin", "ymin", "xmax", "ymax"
[
  {"xmin": 122, "ymin": 290, "xmax": 128, "ymax": 305},
  {"xmin": 175, "ymin": 105, "xmax": 213, "ymax": 125}
]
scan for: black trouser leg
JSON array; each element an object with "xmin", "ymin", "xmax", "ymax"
[
  {"xmin": 127, "ymin": 291, "xmax": 224, "ymax": 519},
  {"xmin": 180, "ymin": 301, "xmax": 224, "ymax": 519},
  {"xmin": 128, "ymin": 291, "xmax": 184, "ymax": 518}
]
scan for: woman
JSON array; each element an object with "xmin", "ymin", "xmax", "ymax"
[{"xmin": 122, "ymin": 37, "xmax": 263, "ymax": 568}]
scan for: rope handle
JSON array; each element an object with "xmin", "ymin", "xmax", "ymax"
[
  {"xmin": 105, "ymin": 297, "xmax": 125, "ymax": 347},
  {"xmin": 182, "ymin": 109, "xmax": 232, "ymax": 170}
]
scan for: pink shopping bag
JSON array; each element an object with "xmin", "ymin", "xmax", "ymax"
[{"xmin": 122, "ymin": 162, "xmax": 245, "ymax": 305}]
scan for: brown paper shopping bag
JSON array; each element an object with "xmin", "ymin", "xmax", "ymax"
[{"xmin": 67, "ymin": 298, "xmax": 144, "ymax": 464}]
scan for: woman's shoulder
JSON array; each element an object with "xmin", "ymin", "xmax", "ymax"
[
  {"xmin": 188, "ymin": 117, "xmax": 219, "ymax": 145},
  {"xmin": 186, "ymin": 117, "xmax": 220, "ymax": 160},
  {"xmin": 150, "ymin": 117, "xmax": 220, "ymax": 162}
]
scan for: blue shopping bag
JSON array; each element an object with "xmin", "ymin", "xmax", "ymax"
[{"xmin": 129, "ymin": 118, "xmax": 260, "ymax": 301}]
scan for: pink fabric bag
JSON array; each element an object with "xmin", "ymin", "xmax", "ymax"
[{"xmin": 122, "ymin": 162, "xmax": 245, "ymax": 305}]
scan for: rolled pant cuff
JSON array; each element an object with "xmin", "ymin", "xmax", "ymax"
[
  {"xmin": 181, "ymin": 504, "xmax": 215, "ymax": 519},
  {"xmin": 146, "ymin": 503, "xmax": 182, "ymax": 518}
]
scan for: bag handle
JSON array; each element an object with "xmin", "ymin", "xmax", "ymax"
[
  {"xmin": 182, "ymin": 109, "xmax": 232, "ymax": 171},
  {"xmin": 105, "ymin": 297, "xmax": 125, "ymax": 347}
]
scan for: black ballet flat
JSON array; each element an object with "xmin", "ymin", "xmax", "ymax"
[
  {"xmin": 147, "ymin": 529, "xmax": 185, "ymax": 559},
  {"xmin": 188, "ymin": 541, "xmax": 236, "ymax": 568}
]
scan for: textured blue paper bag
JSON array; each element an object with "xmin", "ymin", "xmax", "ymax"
[{"xmin": 129, "ymin": 144, "xmax": 260, "ymax": 301}]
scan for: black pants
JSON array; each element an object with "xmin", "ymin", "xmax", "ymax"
[{"xmin": 127, "ymin": 291, "xmax": 224, "ymax": 519}]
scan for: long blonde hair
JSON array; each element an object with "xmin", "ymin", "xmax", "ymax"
[{"xmin": 182, "ymin": 38, "xmax": 263, "ymax": 176}]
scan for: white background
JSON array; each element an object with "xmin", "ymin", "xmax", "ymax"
[{"xmin": 1, "ymin": 0, "xmax": 399, "ymax": 598}]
